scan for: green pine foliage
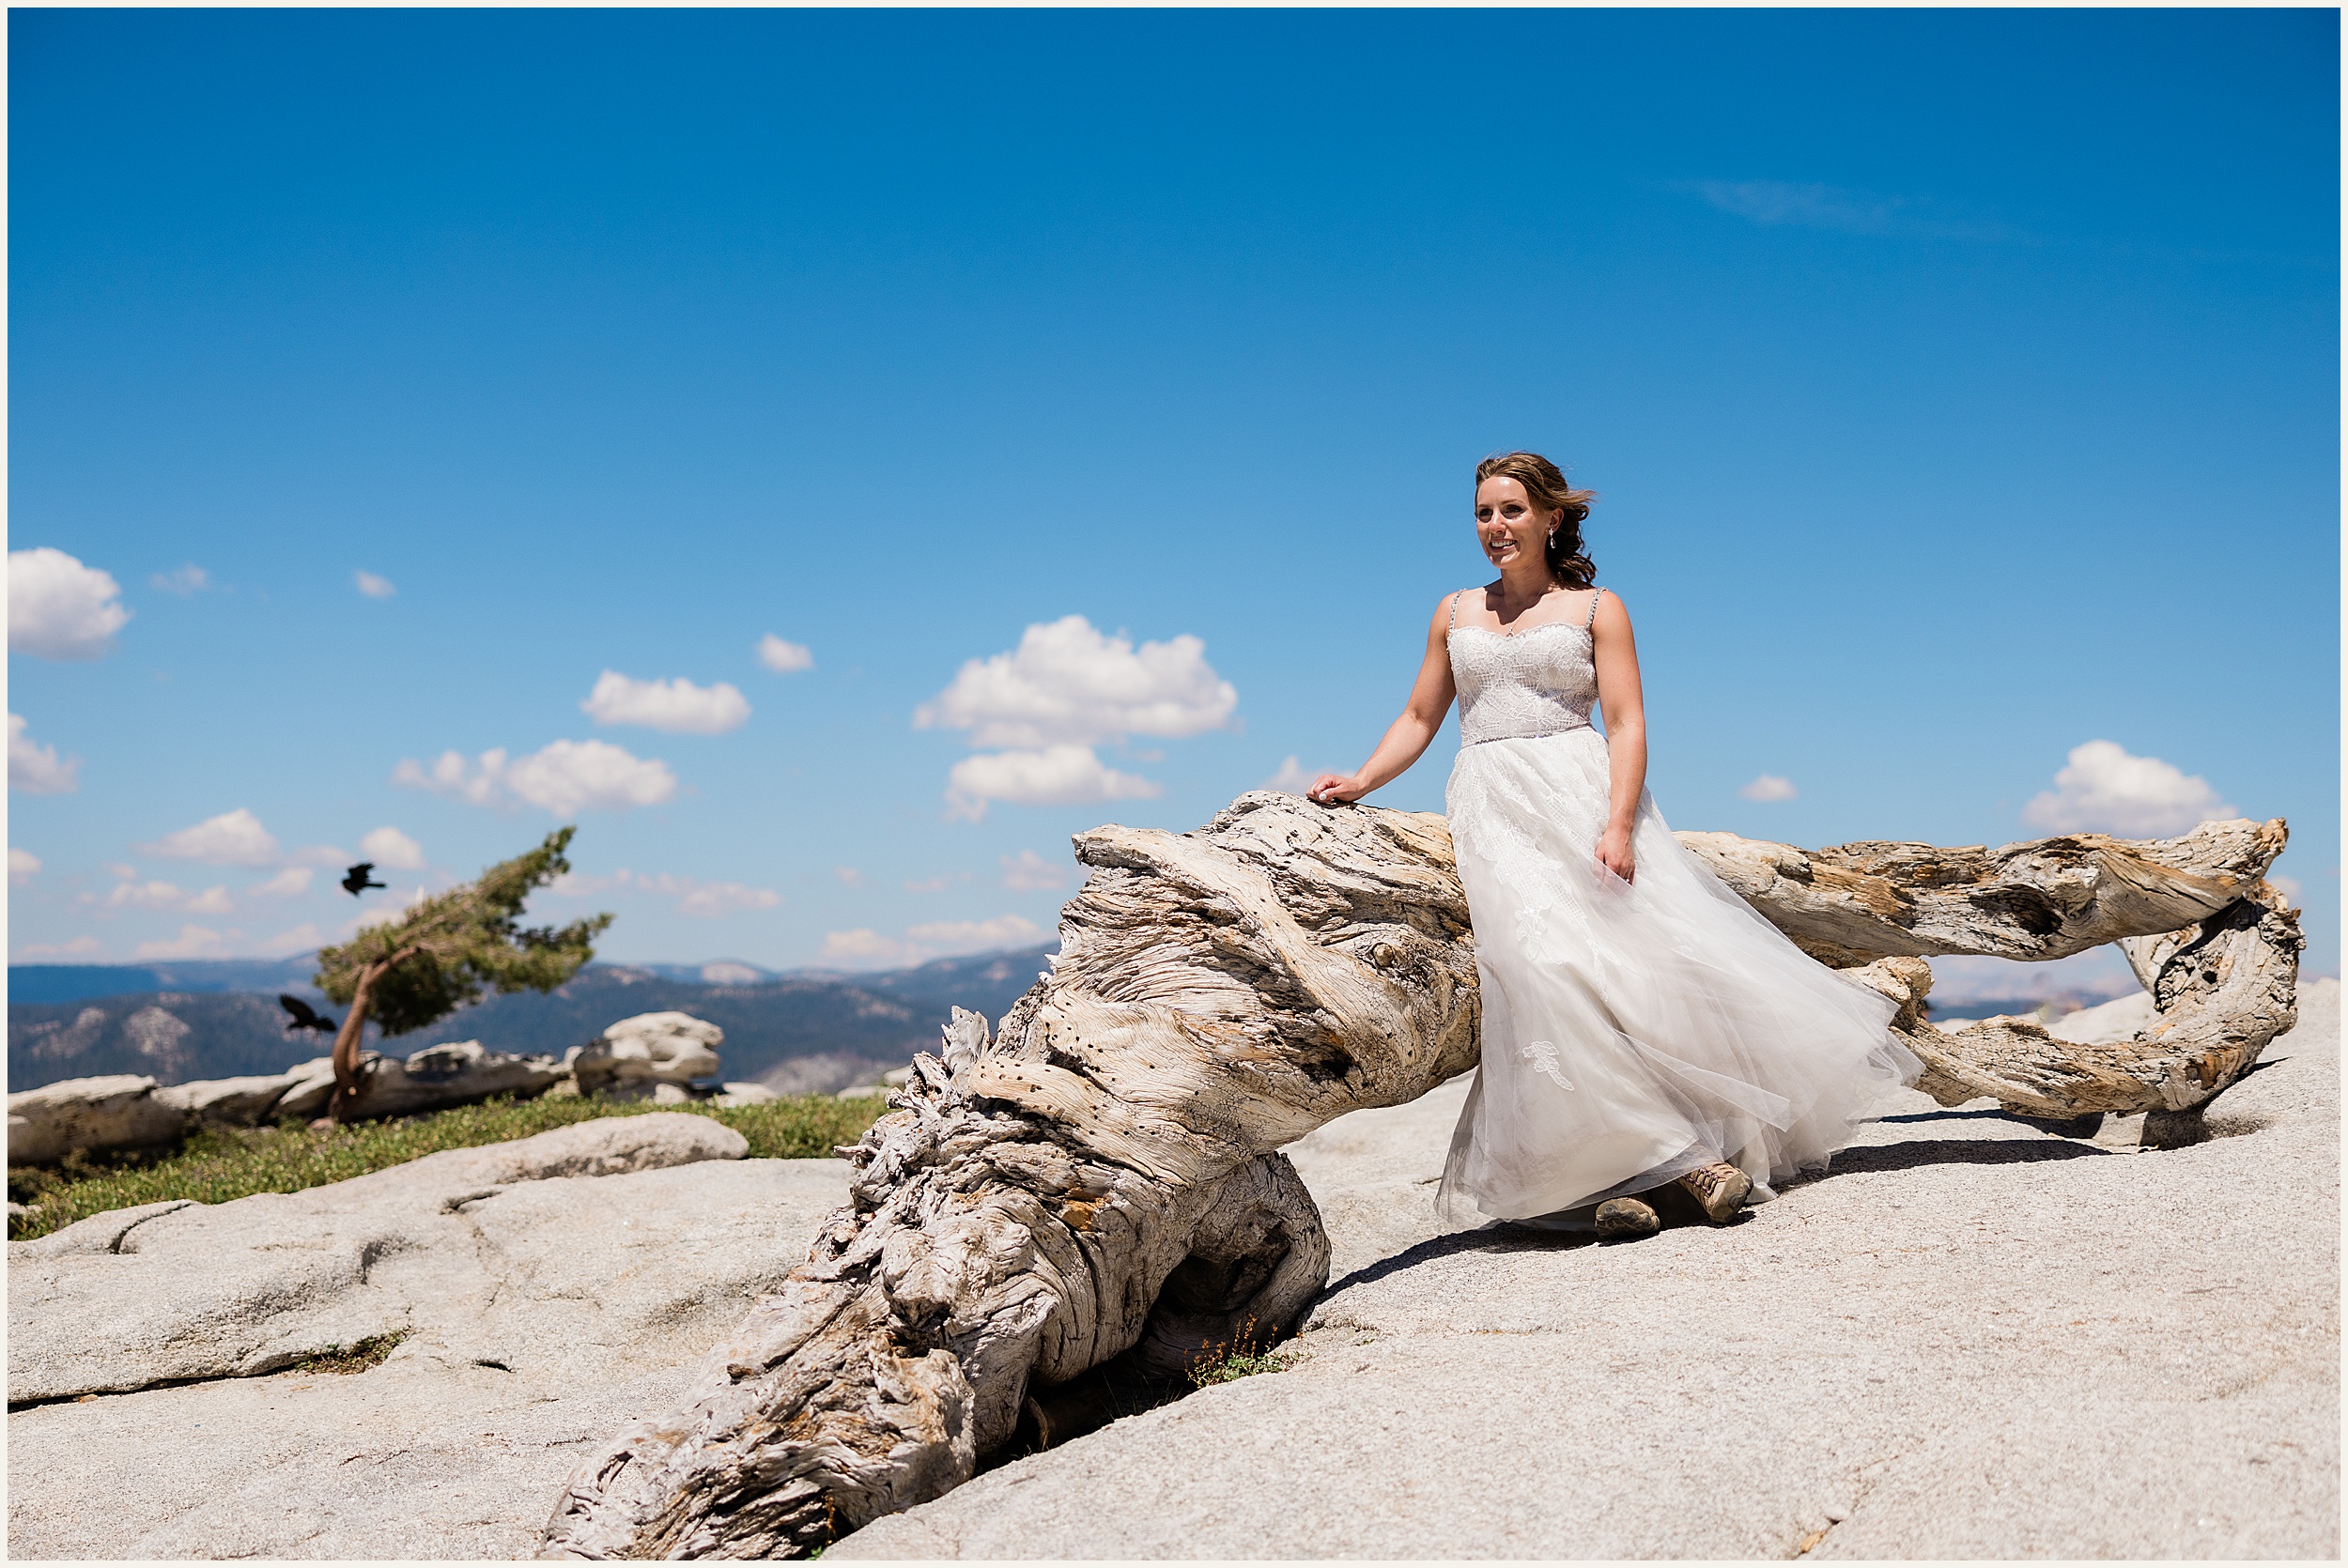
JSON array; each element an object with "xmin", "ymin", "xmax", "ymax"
[
  {"xmin": 317, "ymin": 827, "xmax": 611, "ymax": 1038},
  {"xmin": 7, "ymin": 1091, "xmax": 886, "ymax": 1242}
]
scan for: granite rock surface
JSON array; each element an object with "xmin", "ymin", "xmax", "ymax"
[{"xmin": 9, "ymin": 983, "xmax": 2337, "ymax": 1559}]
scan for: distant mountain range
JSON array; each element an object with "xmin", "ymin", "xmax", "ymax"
[{"xmin": 7, "ymin": 947, "xmax": 1055, "ymax": 1097}]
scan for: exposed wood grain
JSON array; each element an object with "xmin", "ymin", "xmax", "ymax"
[{"xmin": 1676, "ymin": 819, "xmax": 2285, "ymax": 968}]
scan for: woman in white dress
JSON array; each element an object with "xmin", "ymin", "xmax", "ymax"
[{"xmin": 1307, "ymin": 452, "xmax": 1920, "ymax": 1237}]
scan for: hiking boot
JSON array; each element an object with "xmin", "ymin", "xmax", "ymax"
[
  {"xmin": 1594, "ymin": 1197, "xmax": 1661, "ymax": 1238},
  {"xmin": 1676, "ymin": 1161, "xmax": 1753, "ymax": 1222}
]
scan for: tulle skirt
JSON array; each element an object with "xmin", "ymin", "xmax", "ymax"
[{"xmin": 1437, "ymin": 729, "xmax": 1921, "ymax": 1224}]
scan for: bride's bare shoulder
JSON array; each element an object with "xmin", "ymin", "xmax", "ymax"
[{"xmin": 1590, "ymin": 586, "xmax": 1634, "ymax": 637}]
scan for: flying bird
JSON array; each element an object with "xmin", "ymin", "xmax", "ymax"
[
  {"xmin": 278, "ymin": 994, "xmax": 338, "ymax": 1034},
  {"xmin": 341, "ymin": 863, "xmax": 386, "ymax": 897}
]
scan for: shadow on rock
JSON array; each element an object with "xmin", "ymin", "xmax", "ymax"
[{"xmin": 1821, "ymin": 1137, "xmax": 2112, "ymax": 1177}]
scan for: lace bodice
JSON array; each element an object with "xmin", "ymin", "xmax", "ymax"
[{"xmin": 1448, "ymin": 589, "xmax": 1602, "ymax": 746}]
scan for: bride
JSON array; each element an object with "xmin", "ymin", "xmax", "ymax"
[{"xmin": 1307, "ymin": 452, "xmax": 1920, "ymax": 1238}]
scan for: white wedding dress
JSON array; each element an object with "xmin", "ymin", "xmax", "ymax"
[{"xmin": 1436, "ymin": 588, "xmax": 1921, "ymax": 1224}]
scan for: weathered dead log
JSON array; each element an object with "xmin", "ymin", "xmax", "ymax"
[
  {"xmin": 541, "ymin": 793, "xmax": 1475, "ymax": 1559},
  {"xmin": 540, "ymin": 798, "xmax": 2300, "ymax": 1559},
  {"xmin": 1676, "ymin": 819, "xmax": 2285, "ymax": 968},
  {"xmin": 1834, "ymin": 879, "xmax": 2300, "ymax": 1138}
]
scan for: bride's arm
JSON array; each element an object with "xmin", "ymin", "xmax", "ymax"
[
  {"xmin": 1306, "ymin": 595, "xmax": 1460, "ymax": 805},
  {"xmin": 1591, "ymin": 590, "xmax": 1647, "ymax": 883}
]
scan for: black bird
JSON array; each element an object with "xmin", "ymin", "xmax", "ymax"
[
  {"xmin": 341, "ymin": 862, "xmax": 386, "ymax": 897},
  {"xmin": 279, "ymin": 994, "xmax": 339, "ymax": 1034}
]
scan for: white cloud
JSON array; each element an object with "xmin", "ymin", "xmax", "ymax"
[
  {"xmin": 581, "ymin": 670, "xmax": 751, "ymax": 734},
  {"xmin": 394, "ymin": 740, "xmax": 678, "ymax": 816},
  {"xmin": 547, "ymin": 869, "xmax": 627, "ymax": 897},
  {"xmin": 945, "ymin": 745, "xmax": 1161, "ymax": 822},
  {"xmin": 2270, "ymin": 873, "xmax": 2303, "ymax": 906},
  {"xmin": 904, "ymin": 872, "xmax": 969, "ymax": 894},
  {"xmin": 539, "ymin": 867, "xmax": 778, "ymax": 917},
  {"xmin": 9, "ymin": 547, "xmax": 131, "ymax": 660},
  {"xmin": 917, "ymin": 615, "xmax": 1238, "ymax": 750},
  {"xmin": 355, "ymin": 883, "xmax": 433, "ymax": 930},
  {"xmin": 8, "ymin": 715, "xmax": 80, "ymax": 794},
  {"xmin": 10, "ymin": 847, "xmax": 41, "ymax": 884},
  {"xmin": 394, "ymin": 748, "xmax": 506, "ymax": 807},
  {"xmin": 821, "ymin": 929, "xmax": 919, "ymax": 968},
  {"xmin": 818, "ymin": 914, "xmax": 1045, "ymax": 971},
  {"xmin": 135, "ymin": 924, "xmax": 227, "ymax": 960},
  {"xmin": 758, "ymin": 634, "xmax": 814, "ymax": 673},
  {"xmin": 139, "ymin": 807, "xmax": 283, "ymax": 867},
  {"xmin": 906, "ymin": 915, "xmax": 1045, "ymax": 953},
  {"xmin": 354, "ymin": 571, "xmax": 396, "ymax": 599},
  {"xmin": 15, "ymin": 934, "xmax": 100, "ymax": 961},
  {"xmin": 359, "ymin": 826, "xmax": 425, "ymax": 869},
  {"xmin": 252, "ymin": 866, "xmax": 315, "ymax": 898},
  {"xmin": 1262, "ymin": 757, "xmax": 1321, "ymax": 795},
  {"xmin": 258, "ymin": 923, "xmax": 325, "ymax": 956},
  {"xmin": 1738, "ymin": 774, "xmax": 1798, "ymax": 803},
  {"xmin": 2021, "ymin": 740, "xmax": 2237, "ymax": 838},
  {"xmin": 831, "ymin": 866, "xmax": 864, "ymax": 887},
  {"xmin": 629, "ymin": 872, "xmax": 780, "ymax": 918},
  {"xmin": 1000, "ymin": 849, "xmax": 1068, "ymax": 891},
  {"xmin": 106, "ymin": 880, "xmax": 232, "ymax": 915},
  {"xmin": 150, "ymin": 564, "xmax": 209, "ymax": 596},
  {"xmin": 671, "ymin": 881, "xmax": 781, "ymax": 918}
]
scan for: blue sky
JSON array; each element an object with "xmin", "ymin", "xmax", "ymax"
[{"xmin": 9, "ymin": 8, "xmax": 2338, "ymax": 991}]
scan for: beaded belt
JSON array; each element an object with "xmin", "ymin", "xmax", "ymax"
[{"xmin": 1462, "ymin": 721, "xmax": 1594, "ymax": 747}]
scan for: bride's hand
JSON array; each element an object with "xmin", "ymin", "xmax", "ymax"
[
  {"xmin": 1305, "ymin": 772, "xmax": 1365, "ymax": 806},
  {"xmin": 1596, "ymin": 826, "xmax": 1635, "ymax": 885}
]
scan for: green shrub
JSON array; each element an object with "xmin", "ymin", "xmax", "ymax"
[{"xmin": 7, "ymin": 1091, "xmax": 886, "ymax": 1242}]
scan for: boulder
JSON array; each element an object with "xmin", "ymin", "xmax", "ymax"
[
  {"xmin": 155, "ymin": 1071, "xmax": 304, "ymax": 1128},
  {"xmin": 8, "ymin": 1113, "xmax": 750, "ymax": 1403},
  {"xmin": 568, "ymin": 1011, "xmax": 723, "ymax": 1098},
  {"xmin": 715, "ymin": 1083, "xmax": 780, "ymax": 1106},
  {"xmin": 7, "ymin": 1075, "xmax": 188, "ymax": 1167},
  {"xmin": 272, "ymin": 1041, "xmax": 565, "ymax": 1123}
]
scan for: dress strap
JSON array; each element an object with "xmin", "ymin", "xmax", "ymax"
[
  {"xmin": 1584, "ymin": 586, "xmax": 1607, "ymax": 629},
  {"xmin": 1448, "ymin": 590, "xmax": 1467, "ymax": 630}
]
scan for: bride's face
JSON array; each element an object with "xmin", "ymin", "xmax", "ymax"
[{"xmin": 1475, "ymin": 477, "xmax": 1559, "ymax": 571}]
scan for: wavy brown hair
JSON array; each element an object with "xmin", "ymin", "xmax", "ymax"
[{"xmin": 1475, "ymin": 451, "xmax": 1596, "ymax": 589}]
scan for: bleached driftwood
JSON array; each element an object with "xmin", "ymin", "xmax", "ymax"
[
  {"xmin": 541, "ymin": 793, "xmax": 1474, "ymax": 1559},
  {"xmin": 1676, "ymin": 819, "xmax": 2285, "ymax": 968},
  {"xmin": 1837, "ymin": 879, "xmax": 2301, "ymax": 1145},
  {"xmin": 541, "ymin": 796, "xmax": 2298, "ymax": 1559}
]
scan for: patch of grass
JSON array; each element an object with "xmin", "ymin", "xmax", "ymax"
[
  {"xmin": 288, "ymin": 1330, "xmax": 410, "ymax": 1376},
  {"xmin": 8, "ymin": 1091, "xmax": 886, "ymax": 1243},
  {"xmin": 1185, "ymin": 1316, "xmax": 1302, "ymax": 1388}
]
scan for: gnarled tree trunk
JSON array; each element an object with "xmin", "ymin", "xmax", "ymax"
[{"xmin": 541, "ymin": 794, "xmax": 2297, "ymax": 1559}]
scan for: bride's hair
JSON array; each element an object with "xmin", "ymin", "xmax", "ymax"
[{"xmin": 1475, "ymin": 451, "xmax": 1597, "ymax": 589}]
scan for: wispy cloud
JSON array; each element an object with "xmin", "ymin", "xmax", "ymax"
[
  {"xmin": 1690, "ymin": 180, "xmax": 2020, "ymax": 243},
  {"xmin": 8, "ymin": 714, "xmax": 80, "ymax": 795}
]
